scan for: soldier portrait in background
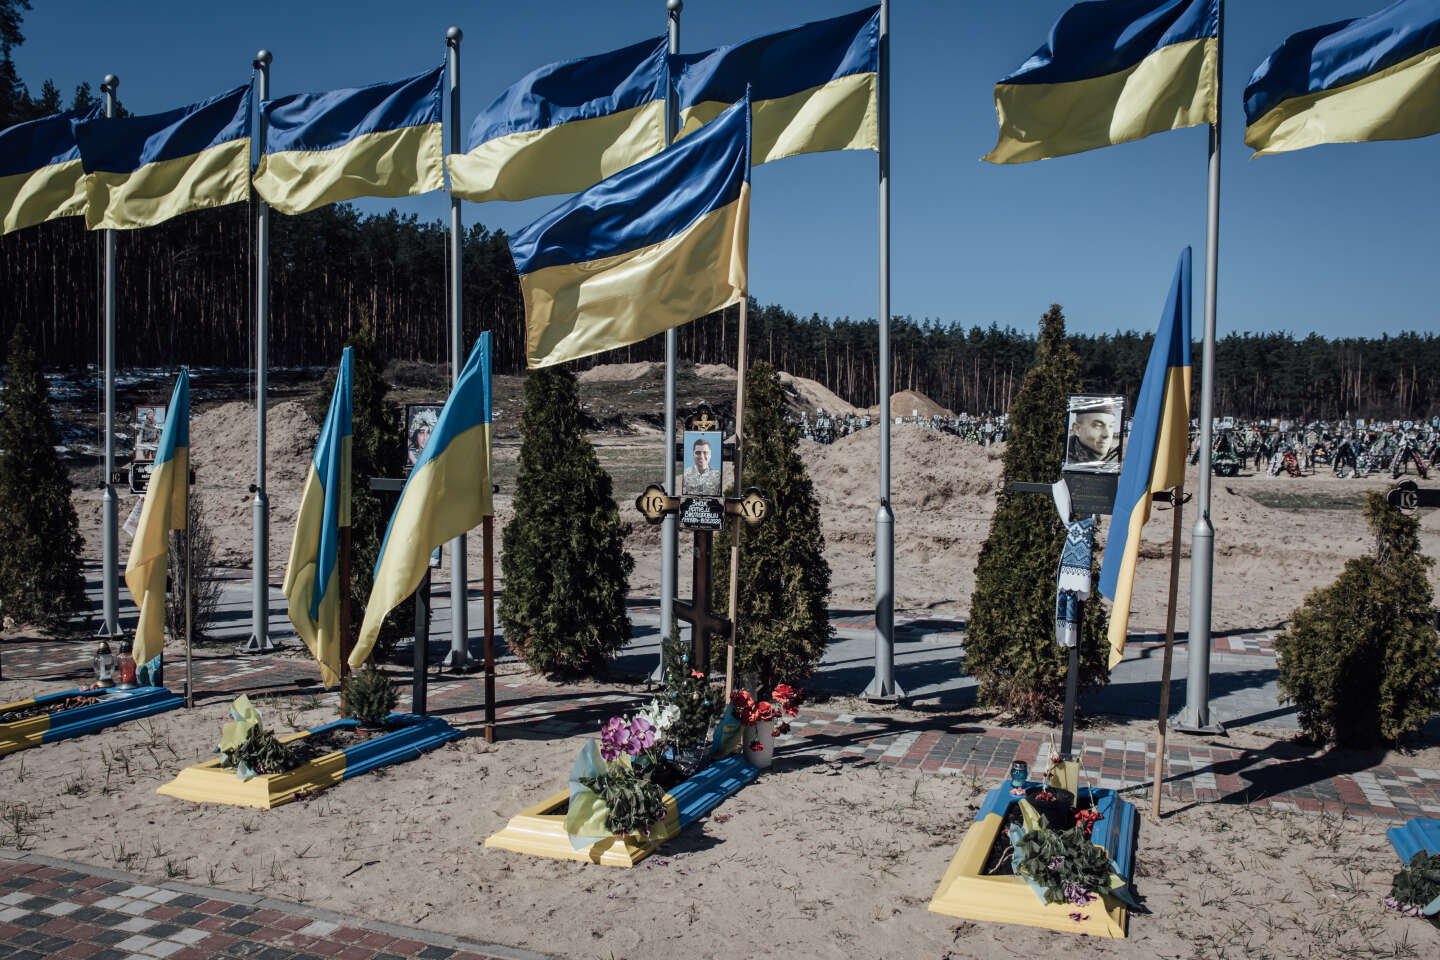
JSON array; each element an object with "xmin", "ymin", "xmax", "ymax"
[{"xmin": 1065, "ymin": 396, "xmax": 1124, "ymax": 473}]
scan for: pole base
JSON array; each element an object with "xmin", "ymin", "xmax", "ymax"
[
  {"xmin": 95, "ymin": 619, "xmax": 126, "ymax": 640},
  {"xmin": 1172, "ymin": 718, "xmax": 1226, "ymax": 736},
  {"xmin": 862, "ymin": 675, "xmax": 907, "ymax": 704},
  {"xmin": 649, "ymin": 657, "xmax": 666, "ymax": 683},
  {"xmin": 238, "ymin": 633, "xmax": 280, "ymax": 655},
  {"xmin": 441, "ymin": 649, "xmax": 474, "ymax": 672}
]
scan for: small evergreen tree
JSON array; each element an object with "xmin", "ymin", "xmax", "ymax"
[
  {"xmin": 165, "ymin": 493, "xmax": 223, "ymax": 641},
  {"xmin": 500, "ymin": 366, "xmax": 633, "ymax": 676},
  {"xmin": 712, "ymin": 361, "xmax": 833, "ymax": 691},
  {"xmin": 0, "ymin": 323, "xmax": 86, "ymax": 626},
  {"xmin": 1276, "ymin": 492, "xmax": 1440, "ymax": 747},
  {"xmin": 313, "ymin": 322, "xmax": 413, "ymax": 663},
  {"xmin": 964, "ymin": 305, "xmax": 1107, "ymax": 723}
]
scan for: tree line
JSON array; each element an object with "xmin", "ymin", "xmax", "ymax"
[{"xmin": 6, "ymin": 201, "xmax": 1440, "ymax": 421}]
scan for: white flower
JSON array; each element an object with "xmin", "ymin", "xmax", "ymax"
[{"xmin": 635, "ymin": 699, "xmax": 680, "ymax": 738}]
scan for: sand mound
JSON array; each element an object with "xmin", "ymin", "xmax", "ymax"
[
  {"xmin": 869, "ymin": 389, "xmax": 951, "ymax": 420},
  {"xmin": 577, "ymin": 362, "xmax": 658, "ymax": 382},
  {"xmin": 189, "ymin": 400, "xmax": 319, "ymax": 567},
  {"xmin": 778, "ymin": 372, "xmax": 860, "ymax": 416},
  {"xmin": 692, "ymin": 363, "xmax": 736, "ymax": 380}
]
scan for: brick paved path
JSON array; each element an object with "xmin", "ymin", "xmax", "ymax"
[{"xmin": 0, "ymin": 852, "xmax": 545, "ymax": 960}]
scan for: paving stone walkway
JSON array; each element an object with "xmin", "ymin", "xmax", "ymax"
[{"xmin": 0, "ymin": 852, "xmax": 545, "ymax": 960}]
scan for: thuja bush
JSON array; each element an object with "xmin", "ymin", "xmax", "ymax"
[
  {"xmin": 712, "ymin": 360, "xmax": 833, "ymax": 691},
  {"xmin": 1275, "ymin": 492, "xmax": 1440, "ymax": 748},
  {"xmin": 341, "ymin": 666, "xmax": 398, "ymax": 727},
  {"xmin": 500, "ymin": 366, "xmax": 633, "ymax": 676},
  {"xmin": 963, "ymin": 306, "xmax": 1107, "ymax": 723},
  {"xmin": 0, "ymin": 323, "xmax": 86, "ymax": 627}
]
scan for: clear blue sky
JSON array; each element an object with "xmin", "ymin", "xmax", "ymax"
[{"xmin": 12, "ymin": 1, "xmax": 1440, "ymax": 340}]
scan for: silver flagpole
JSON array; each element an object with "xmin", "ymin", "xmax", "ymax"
[
  {"xmin": 98, "ymin": 74, "xmax": 122, "ymax": 639},
  {"xmin": 244, "ymin": 51, "xmax": 277, "ymax": 653},
  {"xmin": 655, "ymin": 0, "xmax": 682, "ymax": 682},
  {"xmin": 1180, "ymin": 0, "xmax": 1222, "ymax": 733},
  {"xmin": 864, "ymin": 0, "xmax": 902, "ymax": 700},
  {"xmin": 444, "ymin": 26, "xmax": 470, "ymax": 671}
]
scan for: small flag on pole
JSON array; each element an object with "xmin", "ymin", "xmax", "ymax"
[
  {"xmin": 673, "ymin": 5, "xmax": 878, "ymax": 164},
  {"xmin": 1244, "ymin": 0, "xmax": 1440, "ymax": 156},
  {"xmin": 447, "ymin": 38, "xmax": 667, "ymax": 204},
  {"xmin": 351, "ymin": 333, "xmax": 493, "ymax": 667},
  {"xmin": 283, "ymin": 347, "xmax": 352, "ymax": 688},
  {"xmin": 125, "ymin": 369, "xmax": 189, "ymax": 678},
  {"xmin": 984, "ymin": 0, "xmax": 1219, "ymax": 164},
  {"xmin": 254, "ymin": 68, "xmax": 445, "ymax": 215},
  {"xmin": 1098, "ymin": 249, "xmax": 1193, "ymax": 668},
  {"xmin": 509, "ymin": 95, "xmax": 751, "ymax": 369},
  {"xmin": 0, "ymin": 105, "xmax": 102, "ymax": 235},
  {"xmin": 74, "ymin": 86, "xmax": 251, "ymax": 230}
]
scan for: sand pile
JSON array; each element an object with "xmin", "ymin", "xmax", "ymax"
[
  {"xmin": 190, "ymin": 400, "xmax": 318, "ymax": 568},
  {"xmin": 869, "ymin": 389, "xmax": 952, "ymax": 420},
  {"xmin": 576, "ymin": 362, "xmax": 658, "ymax": 382},
  {"xmin": 778, "ymin": 371, "xmax": 860, "ymax": 416},
  {"xmin": 692, "ymin": 363, "xmax": 736, "ymax": 379}
]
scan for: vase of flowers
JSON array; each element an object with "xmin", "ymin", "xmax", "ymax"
[{"xmin": 730, "ymin": 684, "xmax": 800, "ymax": 770}]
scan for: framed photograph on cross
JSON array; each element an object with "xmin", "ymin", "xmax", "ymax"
[
  {"xmin": 681, "ymin": 430, "xmax": 723, "ymax": 498},
  {"xmin": 405, "ymin": 404, "xmax": 443, "ymax": 473},
  {"xmin": 1064, "ymin": 395, "xmax": 1125, "ymax": 474}
]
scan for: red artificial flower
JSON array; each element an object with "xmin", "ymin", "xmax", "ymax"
[
  {"xmin": 730, "ymin": 690, "xmax": 754, "ymax": 712},
  {"xmin": 754, "ymin": 701, "xmax": 776, "ymax": 722},
  {"xmin": 783, "ymin": 702, "xmax": 799, "ymax": 718},
  {"xmin": 1074, "ymin": 809, "xmax": 1103, "ymax": 838},
  {"xmin": 750, "ymin": 741, "xmax": 764, "ymax": 752},
  {"xmin": 690, "ymin": 669, "xmax": 705, "ymax": 679},
  {"xmin": 775, "ymin": 722, "xmax": 791, "ymax": 735},
  {"xmin": 772, "ymin": 683, "xmax": 795, "ymax": 703}
]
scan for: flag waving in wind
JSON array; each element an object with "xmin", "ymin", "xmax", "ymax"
[
  {"xmin": 283, "ymin": 347, "xmax": 352, "ymax": 688},
  {"xmin": 1099, "ymin": 249, "xmax": 1193, "ymax": 668},
  {"xmin": 673, "ymin": 6, "xmax": 878, "ymax": 165},
  {"xmin": 1244, "ymin": 0, "xmax": 1440, "ymax": 156},
  {"xmin": 447, "ymin": 38, "xmax": 667, "ymax": 204},
  {"xmin": 352, "ymin": 333, "xmax": 493, "ymax": 667},
  {"xmin": 0, "ymin": 104, "xmax": 102, "ymax": 235},
  {"xmin": 985, "ymin": 0, "xmax": 1218, "ymax": 163},
  {"xmin": 125, "ymin": 369, "xmax": 189, "ymax": 678},
  {"xmin": 254, "ymin": 68, "xmax": 445, "ymax": 215},
  {"xmin": 510, "ymin": 95, "xmax": 751, "ymax": 369},
  {"xmin": 74, "ymin": 85, "xmax": 251, "ymax": 230}
]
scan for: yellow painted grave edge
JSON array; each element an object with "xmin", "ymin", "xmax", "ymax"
[
  {"xmin": 156, "ymin": 726, "xmax": 346, "ymax": 809},
  {"xmin": 484, "ymin": 788, "xmax": 683, "ymax": 868},
  {"xmin": 0, "ymin": 697, "xmax": 48, "ymax": 758},
  {"xmin": 928, "ymin": 811, "xmax": 1128, "ymax": 938}
]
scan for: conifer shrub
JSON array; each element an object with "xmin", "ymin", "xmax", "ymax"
[
  {"xmin": 712, "ymin": 361, "xmax": 833, "ymax": 691},
  {"xmin": 1275, "ymin": 492, "xmax": 1440, "ymax": 747},
  {"xmin": 500, "ymin": 366, "xmax": 633, "ymax": 676},
  {"xmin": 341, "ymin": 666, "xmax": 398, "ymax": 727},
  {"xmin": 0, "ymin": 324, "xmax": 87, "ymax": 627},
  {"xmin": 963, "ymin": 306, "xmax": 1108, "ymax": 723}
]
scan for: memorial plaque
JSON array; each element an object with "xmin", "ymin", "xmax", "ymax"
[
  {"xmin": 680, "ymin": 498, "xmax": 725, "ymax": 530},
  {"xmin": 726, "ymin": 487, "xmax": 773, "ymax": 526},
  {"xmin": 635, "ymin": 484, "xmax": 678, "ymax": 524},
  {"xmin": 1061, "ymin": 469, "xmax": 1119, "ymax": 517}
]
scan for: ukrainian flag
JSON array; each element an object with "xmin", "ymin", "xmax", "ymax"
[
  {"xmin": 254, "ymin": 68, "xmax": 445, "ymax": 216},
  {"xmin": 351, "ymin": 333, "xmax": 493, "ymax": 667},
  {"xmin": 1244, "ymin": 0, "xmax": 1440, "ymax": 156},
  {"xmin": 0, "ymin": 104, "xmax": 102, "ymax": 235},
  {"xmin": 984, "ymin": 0, "xmax": 1218, "ymax": 164},
  {"xmin": 125, "ymin": 369, "xmax": 189, "ymax": 676},
  {"xmin": 510, "ymin": 95, "xmax": 750, "ymax": 369},
  {"xmin": 673, "ymin": 5, "xmax": 878, "ymax": 165},
  {"xmin": 73, "ymin": 85, "xmax": 251, "ymax": 230},
  {"xmin": 447, "ymin": 37, "xmax": 667, "ymax": 203},
  {"xmin": 1098, "ymin": 249, "xmax": 1192, "ymax": 669},
  {"xmin": 283, "ymin": 347, "xmax": 352, "ymax": 688}
]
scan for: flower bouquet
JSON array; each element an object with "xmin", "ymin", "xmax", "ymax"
[
  {"xmin": 565, "ymin": 713, "xmax": 670, "ymax": 848},
  {"xmin": 729, "ymin": 684, "xmax": 800, "ymax": 769},
  {"xmin": 1006, "ymin": 798, "xmax": 1136, "ymax": 919}
]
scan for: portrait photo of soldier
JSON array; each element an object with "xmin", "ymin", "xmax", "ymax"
[
  {"xmin": 1064, "ymin": 396, "xmax": 1124, "ymax": 473},
  {"xmin": 682, "ymin": 431, "xmax": 723, "ymax": 497},
  {"xmin": 405, "ymin": 405, "xmax": 442, "ymax": 472}
]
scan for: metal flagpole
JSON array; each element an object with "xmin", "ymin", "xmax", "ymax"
[
  {"xmin": 244, "ymin": 51, "xmax": 277, "ymax": 654},
  {"xmin": 723, "ymin": 296, "xmax": 748, "ymax": 699},
  {"xmin": 444, "ymin": 26, "xmax": 470, "ymax": 671},
  {"xmin": 864, "ymin": 0, "xmax": 903, "ymax": 701},
  {"xmin": 99, "ymin": 73, "xmax": 122, "ymax": 640},
  {"xmin": 184, "ymin": 439, "xmax": 194, "ymax": 708},
  {"xmin": 655, "ymin": 0, "xmax": 683, "ymax": 682},
  {"xmin": 1152, "ymin": 487, "xmax": 1184, "ymax": 818},
  {"xmin": 1180, "ymin": 0, "xmax": 1222, "ymax": 733}
]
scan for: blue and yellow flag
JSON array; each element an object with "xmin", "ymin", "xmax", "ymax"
[
  {"xmin": 447, "ymin": 38, "xmax": 667, "ymax": 203},
  {"xmin": 1244, "ymin": 0, "xmax": 1440, "ymax": 156},
  {"xmin": 283, "ymin": 347, "xmax": 352, "ymax": 688},
  {"xmin": 0, "ymin": 105, "xmax": 102, "ymax": 235},
  {"xmin": 125, "ymin": 369, "xmax": 189, "ymax": 673},
  {"xmin": 254, "ymin": 68, "xmax": 445, "ymax": 215},
  {"xmin": 1098, "ymin": 249, "xmax": 1193, "ymax": 668},
  {"xmin": 352, "ymin": 333, "xmax": 493, "ymax": 667},
  {"xmin": 673, "ymin": 6, "xmax": 878, "ymax": 165},
  {"xmin": 74, "ymin": 85, "xmax": 251, "ymax": 230},
  {"xmin": 984, "ymin": 0, "xmax": 1218, "ymax": 163},
  {"xmin": 510, "ymin": 95, "xmax": 750, "ymax": 369}
]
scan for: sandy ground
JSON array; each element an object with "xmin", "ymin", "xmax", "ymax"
[{"xmin": 0, "ymin": 683, "xmax": 1436, "ymax": 960}]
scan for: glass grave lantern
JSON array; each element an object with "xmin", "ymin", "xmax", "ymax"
[
  {"xmin": 115, "ymin": 638, "xmax": 139, "ymax": 689},
  {"xmin": 92, "ymin": 642, "xmax": 117, "ymax": 688}
]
